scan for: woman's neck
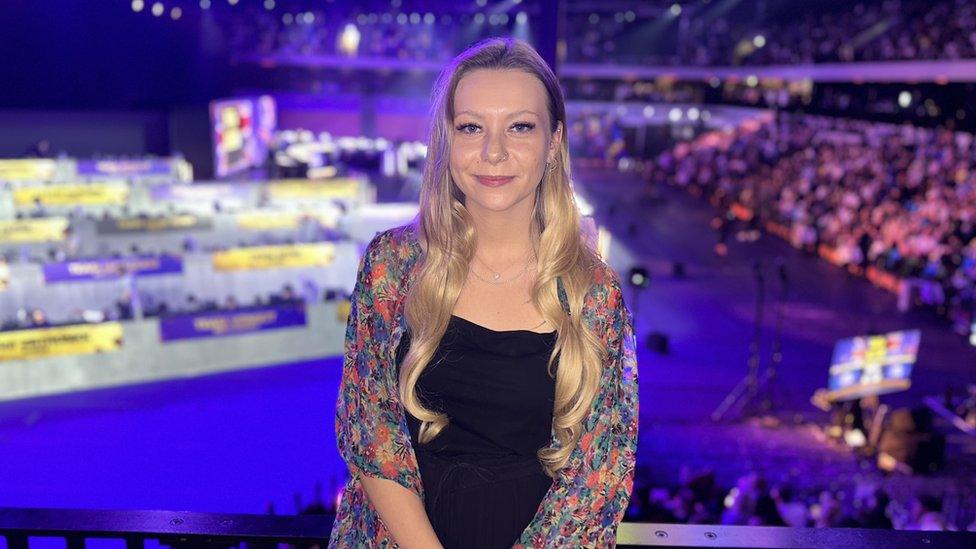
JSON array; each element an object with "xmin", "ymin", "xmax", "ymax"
[{"xmin": 468, "ymin": 205, "xmax": 537, "ymax": 264}]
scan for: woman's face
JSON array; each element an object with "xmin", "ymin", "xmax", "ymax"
[{"xmin": 449, "ymin": 68, "xmax": 562, "ymax": 218}]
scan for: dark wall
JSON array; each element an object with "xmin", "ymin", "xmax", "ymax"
[
  {"xmin": 0, "ymin": 1, "xmax": 231, "ymax": 109},
  {"xmin": 0, "ymin": 109, "xmax": 170, "ymax": 158}
]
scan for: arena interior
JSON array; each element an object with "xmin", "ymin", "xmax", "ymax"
[{"xmin": 1, "ymin": 1, "xmax": 976, "ymax": 547}]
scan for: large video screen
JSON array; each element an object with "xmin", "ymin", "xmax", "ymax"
[
  {"xmin": 210, "ymin": 95, "xmax": 276, "ymax": 178},
  {"xmin": 826, "ymin": 329, "xmax": 920, "ymax": 402}
]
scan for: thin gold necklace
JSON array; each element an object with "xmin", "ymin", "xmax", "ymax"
[
  {"xmin": 471, "ymin": 248, "xmax": 536, "ymax": 284},
  {"xmin": 470, "ymin": 257, "xmax": 536, "ymax": 284}
]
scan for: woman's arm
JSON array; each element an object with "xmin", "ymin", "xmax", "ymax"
[
  {"xmin": 516, "ymin": 268, "xmax": 640, "ymax": 547},
  {"xmin": 359, "ymin": 474, "xmax": 443, "ymax": 549},
  {"xmin": 335, "ymin": 230, "xmax": 442, "ymax": 548}
]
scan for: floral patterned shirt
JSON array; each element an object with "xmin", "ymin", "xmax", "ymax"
[{"xmin": 327, "ymin": 223, "xmax": 639, "ymax": 548}]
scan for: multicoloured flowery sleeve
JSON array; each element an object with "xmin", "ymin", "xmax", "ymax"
[
  {"xmin": 515, "ymin": 267, "xmax": 639, "ymax": 548},
  {"xmin": 334, "ymin": 230, "xmax": 424, "ymax": 496}
]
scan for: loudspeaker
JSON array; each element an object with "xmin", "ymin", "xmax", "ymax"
[
  {"xmin": 646, "ymin": 332, "xmax": 670, "ymax": 354},
  {"xmin": 878, "ymin": 407, "xmax": 946, "ymax": 473}
]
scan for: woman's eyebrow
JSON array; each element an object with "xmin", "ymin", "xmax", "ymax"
[{"xmin": 455, "ymin": 109, "xmax": 540, "ymax": 119}]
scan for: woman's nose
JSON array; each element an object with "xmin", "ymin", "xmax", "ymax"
[{"xmin": 482, "ymin": 132, "xmax": 509, "ymax": 164}]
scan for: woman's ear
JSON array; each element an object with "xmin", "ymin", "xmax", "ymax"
[{"xmin": 551, "ymin": 121, "xmax": 563, "ymax": 150}]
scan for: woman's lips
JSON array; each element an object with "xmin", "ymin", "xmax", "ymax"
[{"xmin": 475, "ymin": 175, "xmax": 515, "ymax": 187}]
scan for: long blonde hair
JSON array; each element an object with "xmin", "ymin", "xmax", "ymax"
[{"xmin": 399, "ymin": 37, "xmax": 604, "ymax": 477}]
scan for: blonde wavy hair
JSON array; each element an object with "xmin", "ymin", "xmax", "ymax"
[{"xmin": 399, "ymin": 37, "xmax": 604, "ymax": 477}]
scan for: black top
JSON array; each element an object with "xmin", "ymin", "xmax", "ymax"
[{"xmin": 394, "ymin": 314, "xmax": 558, "ymax": 549}]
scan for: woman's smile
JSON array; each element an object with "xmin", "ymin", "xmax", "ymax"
[{"xmin": 474, "ymin": 175, "xmax": 516, "ymax": 187}]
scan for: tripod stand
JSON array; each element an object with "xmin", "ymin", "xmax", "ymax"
[{"xmin": 711, "ymin": 259, "xmax": 788, "ymax": 422}]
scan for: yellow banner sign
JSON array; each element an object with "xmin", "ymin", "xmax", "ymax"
[
  {"xmin": 0, "ymin": 218, "xmax": 69, "ymax": 242},
  {"xmin": 235, "ymin": 211, "xmax": 302, "ymax": 230},
  {"xmin": 13, "ymin": 182, "xmax": 129, "ymax": 207},
  {"xmin": 235, "ymin": 209, "xmax": 340, "ymax": 230},
  {"xmin": 268, "ymin": 178, "xmax": 360, "ymax": 201},
  {"xmin": 0, "ymin": 159, "xmax": 57, "ymax": 182},
  {"xmin": 0, "ymin": 322, "xmax": 124, "ymax": 362},
  {"xmin": 212, "ymin": 243, "xmax": 336, "ymax": 271}
]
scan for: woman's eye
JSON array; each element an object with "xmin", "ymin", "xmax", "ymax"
[{"xmin": 454, "ymin": 122, "xmax": 535, "ymax": 134}]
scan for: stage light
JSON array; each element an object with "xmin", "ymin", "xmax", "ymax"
[
  {"xmin": 688, "ymin": 107, "xmax": 700, "ymax": 121},
  {"xmin": 357, "ymin": 14, "xmax": 367, "ymax": 24},
  {"xmin": 898, "ymin": 91, "xmax": 912, "ymax": 108},
  {"xmin": 499, "ymin": 13, "xmax": 509, "ymax": 24},
  {"xmin": 753, "ymin": 35, "xmax": 766, "ymax": 48},
  {"xmin": 516, "ymin": 12, "xmax": 527, "ymax": 24},
  {"xmin": 424, "ymin": 13, "xmax": 435, "ymax": 24},
  {"xmin": 397, "ymin": 13, "xmax": 407, "ymax": 24},
  {"xmin": 668, "ymin": 107, "xmax": 682, "ymax": 122},
  {"xmin": 171, "ymin": 6, "xmax": 181, "ymax": 19},
  {"xmin": 589, "ymin": 13, "xmax": 599, "ymax": 24},
  {"xmin": 625, "ymin": 11, "xmax": 636, "ymax": 22},
  {"xmin": 709, "ymin": 76, "xmax": 721, "ymax": 87},
  {"xmin": 489, "ymin": 14, "xmax": 499, "ymax": 25},
  {"xmin": 282, "ymin": 13, "xmax": 293, "ymax": 24},
  {"xmin": 151, "ymin": 2, "xmax": 164, "ymax": 17},
  {"xmin": 474, "ymin": 13, "xmax": 485, "ymax": 24},
  {"xmin": 628, "ymin": 267, "xmax": 650, "ymax": 289},
  {"xmin": 228, "ymin": 0, "xmax": 239, "ymax": 5},
  {"xmin": 702, "ymin": 110, "xmax": 712, "ymax": 121},
  {"xmin": 746, "ymin": 75, "xmax": 758, "ymax": 87},
  {"xmin": 339, "ymin": 24, "xmax": 361, "ymax": 56},
  {"xmin": 670, "ymin": 3, "xmax": 682, "ymax": 16},
  {"xmin": 476, "ymin": 0, "xmax": 487, "ymax": 6},
  {"xmin": 306, "ymin": 12, "xmax": 315, "ymax": 23},
  {"xmin": 200, "ymin": 0, "xmax": 210, "ymax": 9},
  {"xmin": 409, "ymin": 12, "xmax": 420, "ymax": 24},
  {"xmin": 264, "ymin": 0, "xmax": 275, "ymax": 10},
  {"xmin": 132, "ymin": 0, "xmax": 144, "ymax": 13},
  {"xmin": 643, "ymin": 106, "xmax": 655, "ymax": 117}
]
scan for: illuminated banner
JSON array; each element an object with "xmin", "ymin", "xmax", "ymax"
[
  {"xmin": 149, "ymin": 183, "xmax": 253, "ymax": 202},
  {"xmin": 235, "ymin": 210, "xmax": 303, "ymax": 230},
  {"xmin": 0, "ymin": 218, "xmax": 68, "ymax": 242},
  {"xmin": 158, "ymin": 305, "xmax": 306, "ymax": 341},
  {"xmin": 76, "ymin": 159, "xmax": 174, "ymax": 177},
  {"xmin": 43, "ymin": 255, "xmax": 183, "ymax": 283},
  {"xmin": 235, "ymin": 209, "xmax": 339, "ymax": 230},
  {"xmin": 95, "ymin": 214, "xmax": 212, "ymax": 234},
  {"xmin": 826, "ymin": 329, "xmax": 920, "ymax": 402},
  {"xmin": 0, "ymin": 159, "xmax": 57, "ymax": 182},
  {"xmin": 0, "ymin": 322, "xmax": 124, "ymax": 362},
  {"xmin": 13, "ymin": 182, "xmax": 129, "ymax": 207},
  {"xmin": 212, "ymin": 243, "xmax": 336, "ymax": 271},
  {"xmin": 268, "ymin": 178, "xmax": 361, "ymax": 201}
]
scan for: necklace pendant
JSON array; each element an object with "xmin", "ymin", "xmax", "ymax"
[{"xmin": 492, "ymin": 273, "xmax": 500, "ymax": 280}]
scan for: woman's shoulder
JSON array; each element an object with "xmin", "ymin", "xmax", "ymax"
[
  {"xmin": 363, "ymin": 222, "xmax": 422, "ymax": 265},
  {"xmin": 585, "ymin": 257, "xmax": 624, "ymax": 308}
]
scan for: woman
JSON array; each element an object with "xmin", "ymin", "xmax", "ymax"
[{"xmin": 329, "ymin": 37, "xmax": 639, "ymax": 548}]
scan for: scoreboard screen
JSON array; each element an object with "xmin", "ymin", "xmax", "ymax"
[
  {"xmin": 210, "ymin": 95, "xmax": 276, "ymax": 178},
  {"xmin": 826, "ymin": 329, "xmax": 920, "ymax": 402}
]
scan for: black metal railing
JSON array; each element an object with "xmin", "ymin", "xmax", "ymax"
[{"xmin": 2, "ymin": 508, "xmax": 975, "ymax": 548}]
